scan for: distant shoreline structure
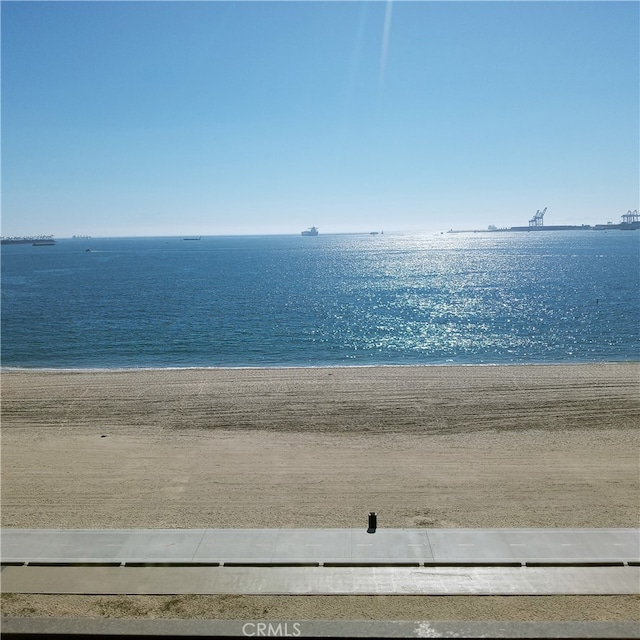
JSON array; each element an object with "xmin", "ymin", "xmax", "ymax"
[
  {"xmin": 1, "ymin": 235, "xmax": 56, "ymax": 245},
  {"xmin": 448, "ymin": 209, "xmax": 639, "ymax": 233}
]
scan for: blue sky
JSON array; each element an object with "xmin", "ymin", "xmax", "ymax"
[{"xmin": 2, "ymin": 1, "xmax": 638, "ymax": 237}]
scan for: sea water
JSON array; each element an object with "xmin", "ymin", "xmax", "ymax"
[{"xmin": 1, "ymin": 231, "xmax": 638, "ymax": 368}]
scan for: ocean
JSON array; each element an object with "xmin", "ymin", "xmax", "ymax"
[{"xmin": 1, "ymin": 231, "xmax": 638, "ymax": 369}]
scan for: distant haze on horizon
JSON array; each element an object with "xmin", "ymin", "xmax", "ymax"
[{"xmin": 2, "ymin": 1, "xmax": 638, "ymax": 238}]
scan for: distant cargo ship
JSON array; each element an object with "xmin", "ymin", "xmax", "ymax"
[{"xmin": 301, "ymin": 226, "xmax": 319, "ymax": 236}]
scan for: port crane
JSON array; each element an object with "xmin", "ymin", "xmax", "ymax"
[{"xmin": 528, "ymin": 207, "xmax": 547, "ymax": 227}]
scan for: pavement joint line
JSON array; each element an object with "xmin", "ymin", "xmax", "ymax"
[{"xmin": 190, "ymin": 529, "xmax": 208, "ymax": 559}]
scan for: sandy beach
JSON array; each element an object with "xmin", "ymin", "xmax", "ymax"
[{"xmin": 2, "ymin": 363, "xmax": 639, "ymax": 620}]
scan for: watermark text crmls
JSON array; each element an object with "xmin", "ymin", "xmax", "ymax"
[{"xmin": 242, "ymin": 621, "xmax": 302, "ymax": 637}]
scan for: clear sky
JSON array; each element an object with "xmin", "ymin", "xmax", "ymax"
[{"xmin": 2, "ymin": 1, "xmax": 638, "ymax": 237}]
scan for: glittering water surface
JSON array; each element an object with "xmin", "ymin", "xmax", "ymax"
[{"xmin": 1, "ymin": 232, "xmax": 638, "ymax": 368}]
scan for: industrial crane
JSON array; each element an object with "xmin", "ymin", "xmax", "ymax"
[{"xmin": 528, "ymin": 207, "xmax": 547, "ymax": 227}]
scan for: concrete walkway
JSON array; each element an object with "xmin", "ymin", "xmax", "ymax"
[
  {"xmin": 3, "ymin": 528, "xmax": 638, "ymax": 565},
  {"xmin": 3, "ymin": 618, "xmax": 640, "ymax": 639},
  {"xmin": 2, "ymin": 528, "xmax": 638, "ymax": 595}
]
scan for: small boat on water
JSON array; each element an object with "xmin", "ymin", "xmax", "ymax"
[
  {"xmin": 183, "ymin": 236, "xmax": 201, "ymax": 241},
  {"xmin": 301, "ymin": 226, "xmax": 319, "ymax": 236}
]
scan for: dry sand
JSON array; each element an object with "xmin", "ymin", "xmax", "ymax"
[{"xmin": 1, "ymin": 363, "xmax": 639, "ymax": 621}]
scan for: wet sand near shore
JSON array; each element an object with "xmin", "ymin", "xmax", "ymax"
[{"xmin": 1, "ymin": 363, "xmax": 639, "ymax": 620}]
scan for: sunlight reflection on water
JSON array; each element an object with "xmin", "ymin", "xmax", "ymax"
[{"xmin": 1, "ymin": 232, "xmax": 638, "ymax": 367}]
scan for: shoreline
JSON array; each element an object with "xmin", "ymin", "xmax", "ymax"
[{"xmin": 3, "ymin": 359, "xmax": 639, "ymax": 373}]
